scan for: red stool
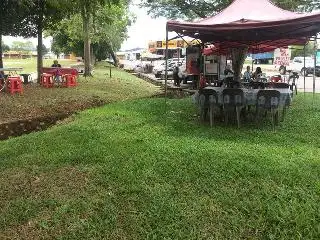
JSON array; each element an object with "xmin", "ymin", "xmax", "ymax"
[
  {"xmin": 271, "ymin": 75, "xmax": 282, "ymax": 83},
  {"xmin": 41, "ymin": 74, "xmax": 54, "ymax": 88},
  {"xmin": 7, "ymin": 76, "xmax": 23, "ymax": 94},
  {"xmin": 62, "ymin": 74, "xmax": 77, "ymax": 87}
]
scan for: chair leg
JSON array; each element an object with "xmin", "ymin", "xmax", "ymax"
[
  {"xmin": 236, "ymin": 106, "xmax": 241, "ymax": 128},
  {"xmin": 200, "ymin": 108, "xmax": 205, "ymax": 122},
  {"xmin": 271, "ymin": 109, "xmax": 275, "ymax": 131},
  {"xmin": 282, "ymin": 106, "xmax": 286, "ymax": 122},
  {"xmin": 224, "ymin": 108, "xmax": 228, "ymax": 125},
  {"xmin": 209, "ymin": 106, "xmax": 214, "ymax": 127},
  {"xmin": 275, "ymin": 110, "xmax": 279, "ymax": 126}
]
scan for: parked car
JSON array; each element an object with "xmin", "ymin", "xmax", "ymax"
[
  {"xmin": 279, "ymin": 57, "xmax": 314, "ymax": 76},
  {"xmin": 154, "ymin": 60, "xmax": 185, "ymax": 78},
  {"xmin": 306, "ymin": 65, "xmax": 320, "ymax": 77}
]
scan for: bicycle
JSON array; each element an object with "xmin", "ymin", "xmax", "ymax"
[{"xmin": 0, "ymin": 71, "xmax": 7, "ymax": 92}]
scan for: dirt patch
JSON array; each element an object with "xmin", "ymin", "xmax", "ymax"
[
  {"xmin": 0, "ymin": 114, "xmax": 70, "ymax": 140},
  {"xmin": 0, "ymin": 97, "xmax": 106, "ymax": 140}
]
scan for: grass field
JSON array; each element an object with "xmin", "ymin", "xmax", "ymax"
[
  {"xmin": 0, "ymin": 62, "xmax": 161, "ymax": 123},
  {"xmin": 1, "ymin": 90, "xmax": 320, "ymax": 239},
  {"xmin": 3, "ymin": 58, "xmax": 77, "ymax": 74}
]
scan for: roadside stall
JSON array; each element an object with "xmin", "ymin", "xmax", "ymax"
[{"xmin": 164, "ymin": 0, "xmax": 320, "ymax": 128}]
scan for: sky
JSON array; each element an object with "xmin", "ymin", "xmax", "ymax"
[
  {"xmin": 2, "ymin": 1, "xmax": 168, "ymax": 52},
  {"xmin": 120, "ymin": 1, "xmax": 168, "ymax": 50}
]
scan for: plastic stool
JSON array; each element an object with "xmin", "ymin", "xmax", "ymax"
[
  {"xmin": 41, "ymin": 74, "xmax": 54, "ymax": 88},
  {"xmin": 62, "ymin": 74, "xmax": 77, "ymax": 87},
  {"xmin": 7, "ymin": 76, "xmax": 23, "ymax": 94}
]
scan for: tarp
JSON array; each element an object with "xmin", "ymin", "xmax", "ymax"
[{"xmin": 167, "ymin": 0, "xmax": 320, "ymax": 50}]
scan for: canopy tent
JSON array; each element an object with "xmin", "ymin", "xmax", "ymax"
[
  {"xmin": 167, "ymin": 0, "xmax": 320, "ymax": 50},
  {"xmin": 163, "ymin": 0, "xmax": 320, "ymax": 99}
]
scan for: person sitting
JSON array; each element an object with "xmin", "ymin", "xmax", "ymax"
[
  {"xmin": 224, "ymin": 64, "xmax": 234, "ymax": 76},
  {"xmin": 51, "ymin": 60, "xmax": 62, "ymax": 84},
  {"xmin": 51, "ymin": 60, "xmax": 61, "ymax": 68},
  {"xmin": 252, "ymin": 67, "xmax": 262, "ymax": 80},
  {"xmin": 243, "ymin": 66, "xmax": 252, "ymax": 82}
]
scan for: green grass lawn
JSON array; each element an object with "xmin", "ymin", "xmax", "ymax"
[
  {"xmin": 3, "ymin": 58, "xmax": 77, "ymax": 74},
  {"xmin": 0, "ymin": 63, "xmax": 161, "ymax": 123},
  {"xmin": 1, "ymin": 92, "xmax": 320, "ymax": 239}
]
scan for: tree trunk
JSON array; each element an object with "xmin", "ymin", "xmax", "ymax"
[
  {"xmin": 83, "ymin": 14, "xmax": 91, "ymax": 76},
  {"xmin": 231, "ymin": 47, "xmax": 248, "ymax": 81},
  {"xmin": 0, "ymin": 34, "xmax": 3, "ymax": 69},
  {"xmin": 90, "ymin": 44, "xmax": 95, "ymax": 66},
  {"xmin": 108, "ymin": 48, "xmax": 118, "ymax": 67},
  {"xmin": 37, "ymin": 0, "xmax": 44, "ymax": 83}
]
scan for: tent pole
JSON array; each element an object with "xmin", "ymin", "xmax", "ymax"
[
  {"xmin": 165, "ymin": 27, "xmax": 169, "ymax": 118},
  {"xmin": 304, "ymin": 44, "xmax": 306, "ymax": 95},
  {"xmin": 313, "ymin": 38, "xmax": 317, "ymax": 105}
]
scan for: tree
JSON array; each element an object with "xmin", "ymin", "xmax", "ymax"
[
  {"xmin": 290, "ymin": 42, "xmax": 315, "ymax": 59},
  {"xmin": 20, "ymin": 0, "xmax": 69, "ymax": 81},
  {"xmin": 1, "ymin": 41, "xmax": 10, "ymax": 52},
  {"xmin": 70, "ymin": 0, "xmax": 120, "ymax": 76},
  {"xmin": 141, "ymin": 0, "xmax": 319, "ymax": 20},
  {"xmin": 48, "ymin": 0, "xmax": 132, "ymax": 66},
  {"xmin": 0, "ymin": 0, "xmax": 35, "ymax": 68},
  {"xmin": 36, "ymin": 44, "xmax": 49, "ymax": 56},
  {"xmin": 11, "ymin": 40, "xmax": 35, "ymax": 52}
]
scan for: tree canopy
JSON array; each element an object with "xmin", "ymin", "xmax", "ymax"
[
  {"xmin": 48, "ymin": 0, "xmax": 132, "ymax": 66},
  {"xmin": 141, "ymin": 0, "xmax": 320, "ymax": 20}
]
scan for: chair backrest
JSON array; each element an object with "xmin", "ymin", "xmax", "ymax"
[
  {"xmin": 288, "ymin": 73, "xmax": 299, "ymax": 85},
  {"xmin": 256, "ymin": 77, "xmax": 268, "ymax": 83},
  {"xmin": 270, "ymin": 75, "xmax": 282, "ymax": 82},
  {"xmin": 256, "ymin": 90, "xmax": 280, "ymax": 109},
  {"xmin": 199, "ymin": 89, "xmax": 218, "ymax": 107},
  {"xmin": 271, "ymin": 82, "xmax": 290, "ymax": 89},
  {"xmin": 250, "ymin": 81, "xmax": 265, "ymax": 89},
  {"xmin": 222, "ymin": 88, "xmax": 245, "ymax": 107}
]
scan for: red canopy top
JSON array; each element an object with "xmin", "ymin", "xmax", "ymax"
[
  {"xmin": 197, "ymin": 0, "xmax": 310, "ymax": 24},
  {"xmin": 167, "ymin": 0, "xmax": 320, "ymax": 50}
]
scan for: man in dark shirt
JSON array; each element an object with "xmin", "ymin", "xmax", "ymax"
[{"xmin": 51, "ymin": 60, "xmax": 61, "ymax": 68}]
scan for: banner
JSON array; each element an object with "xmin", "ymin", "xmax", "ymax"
[{"xmin": 274, "ymin": 48, "xmax": 291, "ymax": 66}]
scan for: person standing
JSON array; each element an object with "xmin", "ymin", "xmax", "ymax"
[
  {"xmin": 243, "ymin": 66, "xmax": 252, "ymax": 82},
  {"xmin": 173, "ymin": 66, "xmax": 181, "ymax": 87}
]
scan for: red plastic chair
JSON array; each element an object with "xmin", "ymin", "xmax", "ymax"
[
  {"xmin": 7, "ymin": 76, "xmax": 23, "ymax": 94},
  {"xmin": 41, "ymin": 74, "xmax": 54, "ymax": 88}
]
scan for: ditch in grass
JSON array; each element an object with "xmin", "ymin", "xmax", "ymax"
[{"xmin": 1, "ymin": 93, "xmax": 320, "ymax": 239}]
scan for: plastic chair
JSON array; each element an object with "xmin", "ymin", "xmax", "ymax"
[
  {"xmin": 271, "ymin": 82, "xmax": 290, "ymax": 89},
  {"xmin": 255, "ymin": 90, "xmax": 280, "ymax": 131},
  {"xmin": 222, "ymin": 88, "xmax": 245, "ymax": 128},
  {"xmin": 288, "ymin": 72, "xmax": 298, "ymax": 96},
  {"xmin": 198, "ymin": 89, "xmax": 219, "ymax": 127},
  {"xmin": 6, "ymin": 76, "xmax": 23, "ymax": 94}
]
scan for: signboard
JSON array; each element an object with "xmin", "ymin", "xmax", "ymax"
[
  {"xmin": 162, "ymin": 40, "xmax": 177, "ymax": 48},
  {"xmin": 274, "ymin": 48, "xmax": 291, "ymax": 66},
  {"xmin": 148, "ymin": 39, "xmax": 200, "ymax": 51},
  {"xmin": 317, "ymin": 50, "xmax": 320, "ymax": 65},
  {"xmin": 204, "ymin": 55, "xmax": 218, "ymax": 74}
]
